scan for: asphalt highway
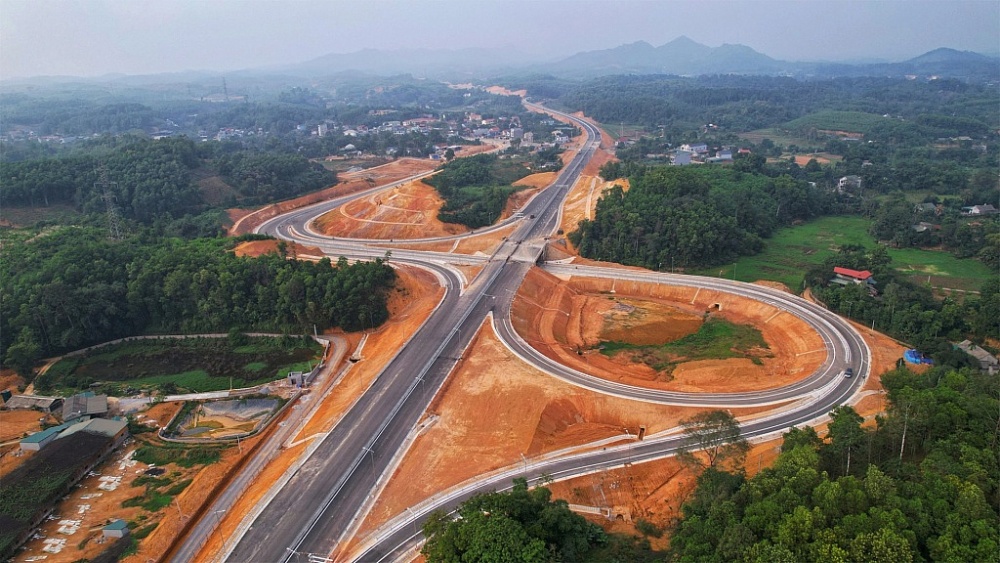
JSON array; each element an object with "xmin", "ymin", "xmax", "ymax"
[
  {"xmin": 348, "ymin": 262, "xmax": 870, "ymax": 562},
  {"xmin": 206, "ymin": 105, "xmax": 602, "ymax": 563},
  {"xmin": 171, "ymin": 102, "xmax": 870, "ymax": 563}
]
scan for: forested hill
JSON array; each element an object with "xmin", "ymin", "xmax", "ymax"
[
  {"xmin": 0, "ymin": 229, "xmax": 395, "ymax": 377},
  {"xmin": 570, "ymin": 163, "xmax": 831, "ymax": 269},
  {"xmin": 555, "ymin": 75, "xmax": 998, "ymax": 137},
  {"xmin": 0, "ymin": 136, "xmax": 335, "ymax": 221},
  {"xmin": 424, "ymin": 152, "xmax": 556, "ymax": 229},
  {"xmin": 668, "ymin": 365, "xmax": 1000, "ymax": 562}
]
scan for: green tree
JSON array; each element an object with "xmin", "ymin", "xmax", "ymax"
[
  {"xmin": 677, "ymin": 410, "xmax": 750, "ymax": 471},
  {"xmin": 4, "ymin": 327, "xmax": 41, "ymax": 377},
  {"xmin": 824, "ymin": 406, "xmax": 865, "ymax": 476},
  {"xmin": 421, "ymin": 479, "xmax": 606, "ymax": 563}
]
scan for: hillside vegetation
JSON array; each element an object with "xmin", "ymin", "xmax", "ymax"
[
  {"xmin": 1, "ymin": 230, "xmax": 395, "ymax": 378},
  {"xmin": 424, "ymin": 153, "xmax": 538, "ymax": 228},
  {"xmin": 571, "ymin": 164, "xmax": 831, "ymax": 268},
  {"xmin": 669, "ymin": 365, "xmax": 1000, "ymax": 562}
]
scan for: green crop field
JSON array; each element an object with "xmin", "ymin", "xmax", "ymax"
[
  {"xmin": 738, "ymin": 128, "xmax": 815, "ymax": 149},
  {"xmin": 690, "ymin": 216, "xmax": 995, "ymax": 293},
  {"xmin": 40, "ymin": 336, "xmax": 322, "ymax": 394},
  {"xmin": 785, "ymin": 110, "xmax": 891, "ymax": 134}
]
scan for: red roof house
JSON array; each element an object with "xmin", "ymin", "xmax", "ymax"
[
  {"xmin": 832, "ymin": 267, "xmax": 876, "ymax": 288},
  {"xmin": 833, "ymin": 267, "xmax": 872, "ymax": 280}
]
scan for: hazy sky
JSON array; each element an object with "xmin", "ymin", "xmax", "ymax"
[{"xmin": 2, "ymin": 0, "xmax": 998, "ymax": 78}]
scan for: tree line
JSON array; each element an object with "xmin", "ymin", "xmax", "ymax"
[
  {"xmin": 570, "ymin": 163, "xmax": 833, "ymax": 269},
  {"xmin": 806, "ymin": 245, "xmax": 999, "ymax": 362},
  {"xmin": 0, "ymin": 136, "xmax": 335, "ymax": 221},
  {"xmin": 668, "ymin": 364, "xmax": 999, "ymax": 562},
  {"xmin": 1, "ymin": 229, "xmax": 395, "ymax": 377},
  {"xmin": 424, "ymin": 153, "xmax": 538, "ymax": 228},
  {"xmin": 556, "ymin": 75, "xmax": 998, "ymax": 143}
]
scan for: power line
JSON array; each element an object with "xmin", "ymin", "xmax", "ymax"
[{"xmin": 96, "ymin": 166, "xmax": 125, "ymax": 241}]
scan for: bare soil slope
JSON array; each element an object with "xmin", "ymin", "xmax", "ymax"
[
  {"xmin": 512, "ymin": 268, "xmax": 824, "ymax": 393},
  {"xmin": 227, "ymin": 158, "xmax": 438, "ymax": 235}
]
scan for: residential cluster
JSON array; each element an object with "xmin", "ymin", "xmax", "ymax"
[
  {"xmin": 3, "ymin": 391, "xmax": 126, "ymax": 453},
  {"xmin": 630, "ymin": 141, "xmax": 748, "ymax": 165},
  {"xmin": 316, "ymin": 111, "xmax": 572, "ymax": 159}
]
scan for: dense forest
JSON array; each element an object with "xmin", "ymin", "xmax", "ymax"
[
  {"xmin": 0, "ymin": 229, "xmax": 395, "ymax": 377},
  {"xmin": 556, "ymin": 75, "xmax": 998, "ymax": 139},
  {"xmin": 668, "ymin": 365, "xmax": 1000, "ymax": 562},
  {"xmin": 0, "ymin": 136, "xmax": 335, "ymax": 220},
  {"xmin": 570, "ymin": 163, "xmax": 833, "ymax": 268},
  {"xmin": 422, "ymin": 478, "xmax": 608, "ymax": 562}
]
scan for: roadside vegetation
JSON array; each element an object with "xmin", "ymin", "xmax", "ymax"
[
  {"xmin": 422, "ymin": 478, "xmax": 608, "ymax": 562},
  {"xmin": 668, "ymin": 366, "xmax": 1000, "ymax": 562},
  {"xmin": 1, "ymin": 229, "xmax": 395, "ymax": 381}
]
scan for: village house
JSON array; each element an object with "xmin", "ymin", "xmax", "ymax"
[
  {"xmin": 837, "ymin": 175, "xmax": 863, "ymax": 193},
  {"xmin": 830, "ymin": 267, "xmax": 878, "ymax": 295},
  {"xmin": 955, "ymin": 340, "xmax": 999, "ymax": 374},
  {"xmin": 672, "ymin": 150, "xmax": 693, "ymax": 166},
  {"xmin": 961, "ymin": 204, "xmax": 998, "ymax": 216},
  {"xmin": 4, "ymin": 394, "xmax": 63, "ymax": 413},
  {"xmin": 679, "ymin": 143, "xmax": 709, "ymax": 155},
  {"xmin": 831, "ymin": 266, "xmax": 876, "ymax": 285},
  {"xmin": 911, "ymin": 222, "xmax": 940, "ymax": 233},
  {"xmin": 61, "ymin": 392, "xmax": 109, "ymax": 423}
]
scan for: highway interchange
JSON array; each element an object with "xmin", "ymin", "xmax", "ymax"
[{"xmin": 173, "ymin": 102, "xmax": 871, "ymax": 563}]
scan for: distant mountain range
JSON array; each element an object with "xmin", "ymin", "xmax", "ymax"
[
  {"xmin": 275, "ymin": 37, "xmax": 998, "ymax": 82},
  {"xmin": 275, "ymin": 47, "xmax": 540, "ymax": 80},
  {"xmin": 537, "ymin": 36, "xmax": 787, "ymax": 77},
  {"xmin": 4, "ymin": 38, "xmax": 997, "ymax": 87}
]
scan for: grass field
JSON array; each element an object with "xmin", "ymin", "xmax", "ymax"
[
  {"xmin": 690, "ymin": 215, "xmax": 995, "ymax": 293},
  {"xmin": 738, "ymin": 128, "xmax": 816, "ymax": 150},
  {"xmin": 602, "ymin": 318, "xmax": 769, "ymax": 372},
  {"xmin": 784, "ymin": 110, "xmax": 891, "ymax": 134},
  {"xmin": 0, "ymin": 204, "xmax": 83, "ymax": 228},
  {"xmin": 601, "ymin": 123, "xmax": 648, "ymax": 141}
]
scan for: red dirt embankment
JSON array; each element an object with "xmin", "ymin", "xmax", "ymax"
[
  {"xmin": 313, "ymin": 170, "xmax": 559, "ymax": 241},
  {"xmin": 511, "ymin": 268, "xmax": 824, "ymax": 393},
  {"xmin": 227, "ymin": 158, "xmax": 438, "ymax": 235},
  {"xmin": 193, "ymin": 265, "xmax": 444, "ymax": 562},
  {"xmin": 348, "ymin": 320, "xmax": 775, "ymax": 556}
]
